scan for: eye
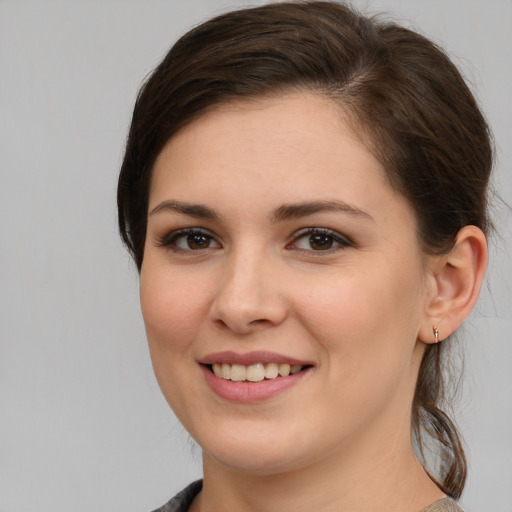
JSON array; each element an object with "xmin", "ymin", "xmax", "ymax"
[
  {"xmin": 288, "ymin": 228, "xmax": 352, "ymax": 252},
  {"xmin": 158, "ymin": 228, "xmax": 221, "ymax": 252}
]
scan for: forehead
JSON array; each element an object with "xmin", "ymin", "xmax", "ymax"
[
  {"xmin": 152, "ymin": 93, "xmax": 383, "ymax": 187},
  {"xmin": 149, "ymin": 92, "xmax": 411, "ymax": 226}
]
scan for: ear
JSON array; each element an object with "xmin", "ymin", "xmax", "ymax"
[{"xmin": 419, "ymin": 225, "xmax": 488, "ymax": 344}]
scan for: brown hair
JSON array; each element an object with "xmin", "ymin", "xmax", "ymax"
[{"xmin": 118, "ymin": 0, "xmax": 493, "ymax": 498}]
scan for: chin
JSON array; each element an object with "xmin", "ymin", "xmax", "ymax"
[
  {"xmin": 204, "ymin": 444, "xmax": 305, "ymax": 476},
  {"xmin": 194, "ymin": 419, "xmax": 328, "ymax": 477}
]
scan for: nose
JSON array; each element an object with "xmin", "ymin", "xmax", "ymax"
[{"xmin": 209, "ymin": 247, "xmax": 287, "ymax": 334}]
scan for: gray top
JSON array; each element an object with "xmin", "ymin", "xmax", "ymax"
[{"xmin": 151, "ymin": 480, "xmax": 464, "ymax": 512}]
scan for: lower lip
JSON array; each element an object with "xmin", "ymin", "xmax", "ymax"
[{"xmin": 201, "ymin": 365, "xmax": 310, "ymax": 403}]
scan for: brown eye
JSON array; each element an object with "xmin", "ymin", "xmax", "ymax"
[
  {"xmin": 289, "ymin": 228, "xmax": 352, "ymax": 252},
  {"xmin": 309, "ymin": 233, "xmax": 334, "ymax": 250},
  {"xmin": 159, "ymin": 228, "xmax": 221, "ymax": 252},
  {"xmin": 187, "ymin": 233, "xmax": 211, "ymax": 249}
]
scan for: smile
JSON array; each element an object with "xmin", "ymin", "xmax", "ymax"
[
  {"xmin": 199, "ymin": 352, "xmax": 313, "ymax": 403},
  {"xmin": 202, "ymin": 364, "xmax": 311, "ymax": 403},
  {"xmin": 211, "ymin": 362, "xmax": 305, "ymax": 382}
]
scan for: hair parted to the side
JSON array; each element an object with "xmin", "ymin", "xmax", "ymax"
[{"xmin": 118, "ymin": 0, "xmax": 493, "ymax": 499}]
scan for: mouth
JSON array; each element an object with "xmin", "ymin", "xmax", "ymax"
[
  {"xmin": 199, "ymin": 351, "xmax": 314, "ymax": 402},
  {"xmin": 206, "ymin": 362, "xmax": 312, "ymax": 382}
]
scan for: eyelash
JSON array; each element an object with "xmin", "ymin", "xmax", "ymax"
[
  {"xmin": 156, "ymin": 228, "xmax": 220, "ymax": 253},
  {"xmin": 287, "ymin": 227, "xmax": 352, "ymax": 253},
  {"xmin": 156, "ymin": 227, "xmax": 352, "ymax": 254}
]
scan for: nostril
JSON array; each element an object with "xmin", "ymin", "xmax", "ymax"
[
  {"xmin": 212, "ymin": 317, "xmax": 230, "ymax": 330},
  {"xmin": 250, "ymin": 318, "xmax": 270, "ymax": 325}
]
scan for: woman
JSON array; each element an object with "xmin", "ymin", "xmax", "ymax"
[{"xmin": 117, "ymin": 2, "xmax": 491, "ymax": 511}]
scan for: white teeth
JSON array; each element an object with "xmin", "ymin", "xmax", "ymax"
[
  {"xmin": 211, "ymin": 362, "xmax": 305, "ymax": 382},
  {"xmin": 290, "ymin": 365, "xmax": 302, "ymax": 375},
  {"xmin": 278, "ymin": 363, "xmax": 291, "ymax": 377},
  {"xmin": 246, "ymin": 363, "xmax": 265, "ymax": 382},
  {"xmin": 221, "ymin": 363, "xmax": 231, "ymax": 379},
  {"xmin": 230, "ymin": 364, "xmax": 246, "ymax": 381},
  {"xmin": 265, "ymin": 363, "xmax": 279, "ymax": 379},
  {"xmin": 213, "ymin": 363, "xmax": 222, "ymax": 377}
]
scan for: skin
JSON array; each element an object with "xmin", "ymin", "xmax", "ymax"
[{"xmin": 140, "ymin": 92, "xmax": 475, "ymax": 511}]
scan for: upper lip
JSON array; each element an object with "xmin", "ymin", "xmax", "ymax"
[{"xmin": 199, "ymin": 351, "xmax": 314, "ymax": 367}]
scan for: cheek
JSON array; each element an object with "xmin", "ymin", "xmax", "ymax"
[
  {"xmin": 140, "ymin": 266, "xmax": 209, "ymax": 354},
  {"xmin": 294, "ymin": 258, "xmax": 425, "ymax": 363},
  {"xmin": 293, "ymin": 261, "xmax": 425, "ymax": 426},
  {"xmin": 139, "ymin": 266, "xmax": 213, "ymax": 415}
]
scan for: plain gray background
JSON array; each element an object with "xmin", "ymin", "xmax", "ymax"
[{"xmin": 0, "ymin": 1, "xmax": 510, "ymax": 511}]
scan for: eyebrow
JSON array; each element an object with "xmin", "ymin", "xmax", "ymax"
[
  {"xmin": 272, "ymin": 200, "xmax": 374, "ymax": 223},
  {"xmin": 148, "ymin": 199, "xmax": 373, "ymax": 223},
  {"xmin": 149, "ymin": 200, "xmax": 220, "ymax": 220}
]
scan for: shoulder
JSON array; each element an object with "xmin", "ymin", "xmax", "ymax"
[
  {"xmin": 420, "ymin": 496, "xmax": 465, "ymax": 512},
  {"xmin": 149, "ymin": 483, "xmax": 463, "ymax": 512},
  {"xmin": 150, "ymin": 480, "xmax": 203, "ymax": 512}
]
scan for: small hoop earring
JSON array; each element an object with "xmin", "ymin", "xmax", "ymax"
[{"xmin": 433, "ymin": 326, "xmax": 439, "ymax": 344}]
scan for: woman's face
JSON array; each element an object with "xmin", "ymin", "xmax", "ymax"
[{"xmin": 141, "ymin": 92, "xmax": 433, "ymax": 475}]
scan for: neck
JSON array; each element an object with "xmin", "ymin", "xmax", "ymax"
[{"xmin": 193, "ymin": 424, "xmax": 444, "ymax": 512}]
